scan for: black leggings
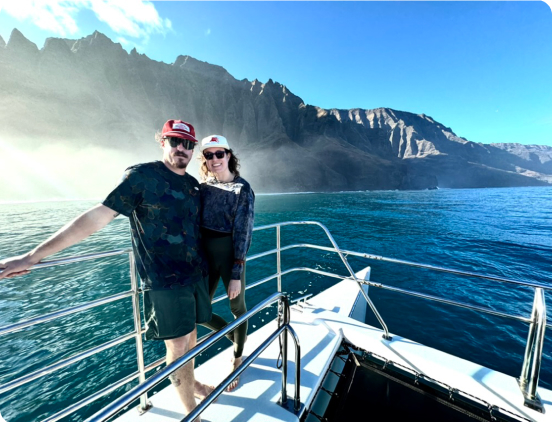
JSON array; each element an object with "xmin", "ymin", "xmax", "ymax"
[{"xmin": 201, "ymin": 234, "xmax": 248, "ymax": 358}]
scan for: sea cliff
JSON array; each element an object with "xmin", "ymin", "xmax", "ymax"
[{"xmin": 1, "ymin": 29, "xmax": 550, "ymax": 194}]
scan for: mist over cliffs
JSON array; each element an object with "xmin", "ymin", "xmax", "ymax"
[{"xmin": 0, "ymin": 29, "xmax": 550, "ymax": 201}]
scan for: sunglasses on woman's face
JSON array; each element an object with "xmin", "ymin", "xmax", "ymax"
[
  {"xmin": 203, "ymin": 150, "xmax": 227, "ymax": 160},
  {"xmin": 165, "ymin": 137, "xmax": 196, "ymax": 150}
]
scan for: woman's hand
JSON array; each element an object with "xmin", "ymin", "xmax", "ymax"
[{"xmin": 228, "ymin": 279, "xmax": 241, "ymax": 300}]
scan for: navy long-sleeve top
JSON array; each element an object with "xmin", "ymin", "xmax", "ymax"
[{"xmin": 200, "ymin": 176, "xmax": 255, "ymax": 280}]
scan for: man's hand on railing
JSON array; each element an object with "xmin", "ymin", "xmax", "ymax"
[
  {"xmin": 0, "ymin": 204, "xmax": 118, "ymax": 282},
  {"xmin": 0, "ymin": 254, "xmax": 36, "ymax": 280}
]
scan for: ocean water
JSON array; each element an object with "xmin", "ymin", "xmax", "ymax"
[{"xmin": 0, "ymin": 187, "xmax": 551, "ymax": 421}]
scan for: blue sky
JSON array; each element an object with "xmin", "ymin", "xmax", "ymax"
[{"xmin": 1, "ymin": 1, "xmax": 551, "ymax": 146}]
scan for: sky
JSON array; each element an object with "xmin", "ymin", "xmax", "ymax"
[{"xmin": 0, "ymin": 0, "xmax": 551, "ymax": 146}]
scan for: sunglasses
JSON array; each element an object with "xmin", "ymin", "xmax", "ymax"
[
  {"xmin": 165, "ymin": 137, "xmax": 196, "ymax": 150},
  {"xmin": 203, "ymin": 150, "xmax": 227, "ymax": 160}
]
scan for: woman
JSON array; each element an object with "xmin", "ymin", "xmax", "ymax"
[{"xmin": 198, "ymin": 135, "xmax": 255, "ymax": 391}]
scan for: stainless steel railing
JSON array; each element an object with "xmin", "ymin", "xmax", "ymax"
[
  {"xmin": 0, "ymin": 248, "xmax": 149, "ymax": 422},
  {"xmin": 129, "ymin": 251, "xmax": 149, "ymax": 413},
  {"xmin": 231, "ymin": 221, "xmax": 549, "ymax": 412},
  {"xmin": 86, "ymin": 292, "xmax": 300, "ymax": 422},
  {"xmin": 0, "ymin": 221, "xmax": 548, "ymax": 419},
  {"xmin": 518, "ymin": 288, "xmax": 546, "ymax": 413},
  {"xmin": 253, "ymin": 221, "xmax": 391, "ymax": 339}
]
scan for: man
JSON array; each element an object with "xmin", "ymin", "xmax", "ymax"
[{"xmin": 0, "ymin": 119, "xmax": 213, "ymax": 417}]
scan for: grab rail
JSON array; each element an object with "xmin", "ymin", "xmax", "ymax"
[
  {"xmin": 0, "ymin": 221, "xmax": 548, "ymax": 419},
  {"xmin": 86, "ymin": 292, "xmax": 300, "ymax": 422},
  {"xmin": 0, "ymin": 249, "xmax": 152, "ymax": 418},
  {"xmin": 518, "ymin": 288, "xmax": 546, "ymax": 412},
  {"xmin": 254, "ymin": 221, "xmax": 391, "ymax": 339}
]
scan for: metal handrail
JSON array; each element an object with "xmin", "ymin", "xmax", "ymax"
[
  {"xmin": 15, "ymin": 239, "xmax": 548, "ymax": 291},
  {"xmin": 62, "ymin": 239, "xmax": 552, "ymax": 416},
  {"xmin": 5, "ymin": 240, "xmax": 548, "ymax": 339},
  {"xmin": 359, "ymin": 276, "xmax": 533, "ymax": 325},
  {"xmin": 0, "ymin": 332, "xmax": 136, "ymax": 395},
  {"xmin": 0, "ymin": 252, "xmax": 135, "ymax": 338},
  {"xmin": 0, "ymin": 248, "xmax": 134, "ymax": 338},
  {"xmin": 4, "ymin": 224, "xmax": 545, "ymax": 341},
  {"xmin": 247, "ymin": 221, "xmax": 548, "ymax": 411},
  {"xmin": 26, "ymin": 249, "xmax": 132, "ymax": 270},
  {"xmin": 0, "ymin": 249, "xmax": 149, "ymax": 421},
  {"xmin": 43, "ymin": 372, "xmax": 141, "ymax": 422},
  {"xmin": 128, "ymin": 251, "xmax": 150, "ymax": 412},
  {"xmin": 0, "ymin": 290, "xmax": 134, "ymax": 337},
  {"xmin": 252, "ymin": 242, "xmax": 552, "ymax": 291},
  {"xmin": 253, "ymin": 221, "xmax": 391, "ymax": 339},
  {"xmin": 86, "ymin": 292, "xmax": 301, "ymax": 422},
  {"xmin": 1, "ymin": 220, "xmax": 548, "ymax": 420},
  {"xmin": 339, "ymin": 248, "xmax": 552, "ymax": 291},
  {"xmin": 240, "ymin": 266, "xmax": 535, "ymax": 325}
]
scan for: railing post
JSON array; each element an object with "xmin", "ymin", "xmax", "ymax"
[
  {"xmin": 313, "ymin": 223, "xmax": 392, "ymax": 340},
  {"xmin": 518, "ymin": 287, "xmax": 546, "ymax": 413},
  {"xmin": 275, "ymin": 225, "xmax": 288, "ymax": 407},
  {"xmin": 276, "ymin": 226, "xmax": 287, "ymax": 406},
  {"xmin": 276, "ymin": 225, "xmax": 282, "ymax": 292},
  {"xmin": 129, "ymin": 252, "xmax": 151, "ymax": 414},
  {"xmin": 286, "ymin": 324, "xmax": 301, "ymax": 412},
  {"xmin": 280, "ymin": 296, "xmax": 289, "ymax": 407}
]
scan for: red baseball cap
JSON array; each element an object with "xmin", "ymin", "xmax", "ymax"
[{"xmin": 161, "ymin": 119, "xmax": 198, "ymax": 142}]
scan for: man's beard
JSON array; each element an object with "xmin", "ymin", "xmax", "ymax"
[{"xmin": 172, "ymin": 153, "xmax": 189, "ymax": 169}]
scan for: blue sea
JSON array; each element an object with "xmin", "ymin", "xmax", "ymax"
[{"xmin": 0, "ymin": 187, "xmax": 551, "ymax": 421}]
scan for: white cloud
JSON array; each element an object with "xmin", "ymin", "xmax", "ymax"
[
  {"xmin": 89, "ymin": 0, "xmax": 169, "ymax": 40},
  {"xmin": 0, "ymin": 0, "xmax": 80, "ymax": 35},
  {"xmin": 0, "ymin": 0, "xmax": 171, "ymax": 40},
  {"xmin": 117, "ymin": 36, "xmax": 129, "ymax": 46}
]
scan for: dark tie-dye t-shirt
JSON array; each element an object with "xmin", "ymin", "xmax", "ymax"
[{"xmin": 103, "ymin": 161, "xmax": 206, "ymax": 290}]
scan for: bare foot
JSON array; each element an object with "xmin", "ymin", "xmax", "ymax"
[
  {"xmin": 226, "ymin": 357, "xmax": 243, "ymax": 392},
  {"xmin": 194, "ymin": 380, "xmax": 215, "ymax": 400}
]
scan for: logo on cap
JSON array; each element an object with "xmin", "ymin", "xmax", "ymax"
[
  {"xmin": 210, "ymin": 137, "xmax": 218, "ymax": 142},
  {"xmin": 174, "ymin": 123, "xmax": 190, "ymax": 132}
]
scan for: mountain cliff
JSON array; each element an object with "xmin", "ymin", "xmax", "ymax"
[{"xmin": 0, "ymin": 29, "xmax": 550, "ymax": 198}]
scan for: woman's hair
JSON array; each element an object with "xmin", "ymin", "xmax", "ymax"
[{"xmin": 198, "ymin": 149, "xmax": 241, "ymax": 181}]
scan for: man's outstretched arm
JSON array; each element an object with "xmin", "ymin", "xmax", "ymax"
[{"xmin": 0, "ymin": 204, "xmax": 120, "ymax": 280}]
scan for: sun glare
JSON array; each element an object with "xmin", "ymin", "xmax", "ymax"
[
  {"xmin": 0, "ymin": 137, "xmax": 169, "ymax": 203},
  {"xmin": 0, "ymin": 138, "xmax": 81, "ymax": 202}
]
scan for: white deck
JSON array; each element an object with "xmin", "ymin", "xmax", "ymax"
[{"xmin": 116, "ymin": 268, "xmax": 552, "ymax": 422}]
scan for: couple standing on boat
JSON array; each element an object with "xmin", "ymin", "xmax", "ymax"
[{"xmin": 0, "ymin": 119, "xmax": 255, "ymax": 418}]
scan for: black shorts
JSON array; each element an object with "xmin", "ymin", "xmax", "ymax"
[{"xmin": 144, "ymin": 277, "xmax": 212, "ymax": 340}]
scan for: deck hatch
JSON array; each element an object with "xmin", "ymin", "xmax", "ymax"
[{"xmin": 305, "ymin": 342, "xmax": 529, "ymax": 422}]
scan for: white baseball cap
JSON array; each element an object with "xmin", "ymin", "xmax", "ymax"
[{"xmin": 201, "ymin": 135, "xmax": 230, "ymax": 151}]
